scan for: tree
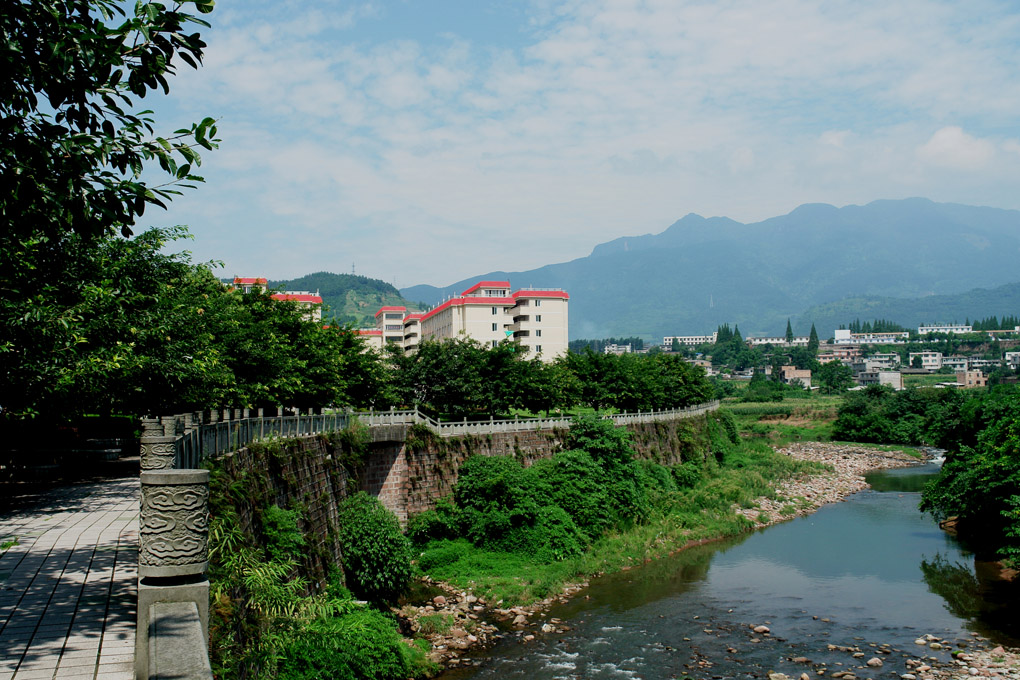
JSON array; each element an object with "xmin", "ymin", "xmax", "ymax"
[
  {"xmin": 808, "ymin": 323, "xmax": 820, "ymax": 353},
  {"xmin": 2, "ymin": 0, "xmax": 217, "ymax": 242},
  {"xmin": 2, "ymin": 0, "xmax": 218, "ymax": 421},
  {"xmin": 816, "ymin": 361, "xmax": 854, "ymax": 395},
  {"xmin": 785, "ymin": 319, "xmax": 794, "ymax": 344}
]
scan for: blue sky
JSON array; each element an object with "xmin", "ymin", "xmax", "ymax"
[{"xmin": 152, "ymin": 0, "xmax": 1020, "ymax": 287}]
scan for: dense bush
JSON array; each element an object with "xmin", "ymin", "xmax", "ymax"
[
  {"xmin": 921, "ymin": 390, "xmax": 1020, "ymax": 565},
  {"xmin": 336, "ymin": 493, "xmax": 413, "ymax": 604},
  {"xmin": 262, "ymin": 505, "xmax": 305, "ymax": 563},
  {"xmin": 832, "ymin": 385, "xmax": 968, "ymax": 447},
  {"xmin": 528, "ymin": 450, "xmax": 612, "ymax": 540},
  {"xmin": 276, "ymin": 604, "xmax": 430, "ymax": 680}
]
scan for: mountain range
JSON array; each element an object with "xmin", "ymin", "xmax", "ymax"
[{"xmin": 400, "ymin": 198, "xmax": 1020, "ymax": 341}]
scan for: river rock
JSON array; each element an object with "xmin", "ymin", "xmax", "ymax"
[
  {"xmin": 513, "ymin": 614, "xmax": 528, "ymax": 626},
  {"xmin": 930, "ymin": 642, "xmax": 943, "ymax": 650},
  {"xmin": 866, "ymin": 658, "xmax": 883, "ymax": 667},
  {"xmin": 755, "ymin": 625, "xmax": 771, "ymax": 634},
  {"xmin": 915, "ymin": 639, "xmax": 928, "ymax": 646},
  {"xmin": 541, "ymin": 623, "xmax": 555, "ymax": 633},
  {"xmin": 768, "ymin": 673, "xmax": 790, "ymax": 680},
  {"xmin": 433, "ymin": 595, "xmax": 447, "ymax": 606}
]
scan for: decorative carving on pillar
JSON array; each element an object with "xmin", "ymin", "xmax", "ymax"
[
  {"xmin": 140, "ymin": 436, "xmax": 178, "ymax": 470},
  {"xmin": 139, "ymin": 470, "xmax": 210, "ymax": 578}
]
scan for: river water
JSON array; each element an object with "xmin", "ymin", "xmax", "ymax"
[{"xmin": 441, "ymin": 462, "xmax": 1019, "ymax": 679}]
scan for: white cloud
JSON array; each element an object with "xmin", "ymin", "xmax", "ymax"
[
  {"xmin": 917, "ymin": 127, "xmax": 996, "ymax": 170},
  {"xmin": 156, "ymin": 0, "xmax": 1020, "ymax": 283}
]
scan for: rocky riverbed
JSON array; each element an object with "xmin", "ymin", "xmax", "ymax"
[{"xmin": 404, "ymin": 441, "xmax": 1020, "ymax": 675}]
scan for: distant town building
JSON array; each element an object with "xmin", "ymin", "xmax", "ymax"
[
  {"xmin": 1006, "ymin": 351, "xmax": 1020, "ymax": 370},
  {"xmin": 232, "ymin": 276, "xmax": 266, "ymax": 294},
  {"xmin": 956, "ymin": 370, "xmax": 987, "ymax": 389},
  {"xmin": 918, "ymin": 323, "xmax": 973, "ymax": 335},
  {"xmin": 603, "ymin": 343, "xmax": 632, "ymax": 355},
  {"xmin": 663, "ymin": 332, "xmax": 718, "ymax": 347},
  {"xmin": 908, "ymin": 351, "xmax": 943, "ymax": 371},
  {"xmin": 833, "ymin": 329, "xmax": 909, "ymax": 345},
  {"xmin": 779, "ymin": 365, "xmax": 812, "ymax": 389},
  {"xmin": 941, "ymin": 355, "xmax": 969, "ymax": 372},
  {"xmin": 857, "ymin": 371, "xmax": 904, "ymax": 390},
  {"xmin": 746, "ymin": 336, "xmax": 811, "ymax": 347}
]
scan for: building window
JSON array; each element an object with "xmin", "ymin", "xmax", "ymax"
[
  {"xmin": 491, "ymin": 306, "xmax": 498, "ymax": 315},
  {"xmin": 535, "ymin": 300, "xmax": 541, "ymax": 307},
  {"xmin": 535, "ymin": 344, "xmax": 542, "ymax": 352},
  {"xmin": 491, "ymin": 340, "xmax": 498, "ymax": 348},
  {"xmin": 536, "ymin": 315, "xmax": 541, "ymax": 322},
  {"xmin": 492, "ymin": 323, "xmax": 498, "ymax": 331},
  {"xmin": 536, "ymin": 329, "xmax": 542, "ymax": 337}
]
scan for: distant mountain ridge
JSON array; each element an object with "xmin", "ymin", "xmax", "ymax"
[
  {"xmin": 794, "ymin": 282, "xmax": 1020, "ymax": 338},
  {"xmin": 267, "ymin": 272, "xmax": 416, "ymax": 326},
  {"xmin": 400, "ymin": 198, "xmax": 1020, "ymax": 341}
]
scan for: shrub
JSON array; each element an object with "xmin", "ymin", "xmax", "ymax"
[
  {"xmin": 532, "ymin": 505, "xmax": 585, "ymax": 563},
  {"xmin": 671, "ymin": 461, "xmax": 703, "ymax": 489},
  {"xmin": 527, "ymin": 450, "xmax": 612, "ymax": 539},
  {"xmin": 417, "ymin": 539, "xmax": 471, "ymax": 572},
  {"xmin": 405, "ymin": 497, "xmax": 461, "ymax": 547},
  {"xmin": 336, "ymin": 493, "xmax": 413, "ymax": 604},
  {"xmin": 262, "ymin": 505, "xmax": 305, "ymax": 563},
  {"xmin": 276, "ymin": 606, "xmax": 432, "ymax": 680}
]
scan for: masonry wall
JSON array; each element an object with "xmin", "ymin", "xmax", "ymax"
[{"xmin": 208, "ymin": 412, "xmax": 723, "ymax": 584}]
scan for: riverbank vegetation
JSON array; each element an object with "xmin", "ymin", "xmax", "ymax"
[
  {"xmin": 832, "ymin": 385, "xmax": 1020, "ymax": 567},
  {"xmin": 408, "ymin": 413, "xmax": 826, "ymax": 606}
]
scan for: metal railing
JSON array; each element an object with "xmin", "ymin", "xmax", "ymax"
[{"xmin": 152, "ymin": 401, "xmax": 720, "ymax": 469}]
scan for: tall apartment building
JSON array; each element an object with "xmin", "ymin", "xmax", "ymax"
[
  {"xmin": 746, "ymin": 336, "xmax": 811, "ymax": 347},
  {"xmin": 233, "ymin": 277, "xmax": 323, "ymax": 321},
  {"xmin": 417, "ymin": 281, "xmax": 569, "ymax": 361},
  {"xmin": 833, "ymin": 329, "xmax": 909, "ymax": 344}
]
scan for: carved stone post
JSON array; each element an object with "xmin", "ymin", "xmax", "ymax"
[
  {"xmin": 140, "ymin": 435, "xmax": 177, "ymax": 471},
  {"xmin": 136, "ymin": 469, "xmax": 210, "ymax": 679}
]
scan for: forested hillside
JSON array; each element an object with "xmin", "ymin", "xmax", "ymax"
[
  {"xmin": 268, "ymin": 272, "xmax": 417, "ymax": 326},
  {"xmin": 400, "ymin": 199, "xmax": 1020, "ymax": 341}
]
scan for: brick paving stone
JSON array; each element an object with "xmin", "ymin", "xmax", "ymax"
[{"xmin": 0, "ymin": 474, "xmax": 139, "ymax": 680}]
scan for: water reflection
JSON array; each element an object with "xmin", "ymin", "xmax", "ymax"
[{"xmin": 442, "ymin": 462, "xmax": 1019, "ymax": 678}]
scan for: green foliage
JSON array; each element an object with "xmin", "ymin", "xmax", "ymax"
[
  {"xmin": 268, "ymin": 271, "xmax": 414, "ymax": 326},
  {"xmin": 336, "ymin": 493, "xmax": 413, "ymax": 605},
  {"xmin": 816, "ymin": 361, "xmax": 854, "ymax": 394},
  {"xmin": 920, "ymin": 390, "xmax": 1020, "ymax": 565},
  {"xmin": 262, "ymin": 505, "xmax": 306, "ymax": 563},
  {"xmin": 528, "ymin": 450, "xmax": 613, "ymax": 539},
  {"xmin": 833, "ymin": 385, "xmax": 970, "ymax": 447},
  {"xmin": 417, "ymin": 539, "xmax": 472, "ymax": 572}
]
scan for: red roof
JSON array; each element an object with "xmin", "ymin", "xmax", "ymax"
[
  {"xmin": 234, "ymin": 277, "xmax": 267, "ymax": 285},
  {"xmin": 404, "ymin": 313, "xmax": 424, "ymax": 321},
  {"xmin": 419, "ymin": 296, "xmax": 515, "ymax": 323},
  {"xmin": 271, "ymin": 293, "xmax": 322, "ymax": 304},
  {"xmin": 461, "ymin": 281, "xmax": 511, "ymax": 296},
  {"xmin": 356, "ymin": 329, "xmax": 383, "ymax": 336},
  {"xmin": 374, "ymin": 306, "xmax": 408, "ymax": 318},
  {"xmin": 512, "ymin": 290, "xmax": 569, "ymax": 300}
]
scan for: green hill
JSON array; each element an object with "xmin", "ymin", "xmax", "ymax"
[
  {"xmin": 268, "ymin": 272, "xmax": 417, "ymax": 326},
  {"xmin": 794, "ymin": 282, "xmax": 1020, "ymax": 339}
]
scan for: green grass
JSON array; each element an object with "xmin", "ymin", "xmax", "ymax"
[
  {"xmin": 417, "ymin": 441, "xmax": 828, "ymax": 607},
  {"xmin": 903, "ymin": 373, "xmax": 954, "ymax": 388},
  {"xmin": 0, "ymin": 538, "xmax": 17, "ymax": 553},
  {"xmin": 726, "ymin": 398, "xmax": 841, "ymax": 446},
  {"xmin": 416, "ymin": 613, "xmax": 456, "ymax": 635}
]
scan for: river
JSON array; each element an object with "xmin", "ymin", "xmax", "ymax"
[{"xmin": 440, "ymin": 462, "xmax": 1019, "ymax": 679}]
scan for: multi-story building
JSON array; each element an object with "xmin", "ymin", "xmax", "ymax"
[
  {"xmin": 1006, "ymin": 351, "xmax": 1020, "ymax": 370},
  {"xmin": 942, "ymin": 355, "xmax": 969, "ymax": 372},
  {"xmin": 746, "ymin": 336, "xmax": 810, "ymax": 347},
  {"xmin": 232, "ymin": 276, "xmax": 267, "ymax": 294},
  {"xmin": 918, "ymin": 323, "xmax": 973, "ymax": 335},
  {"xmin": 908, "ymin": 351, "xmax": 943, "ymax": 371},
  {"xmin": 956, "ymin": 370, "xmax": 987, "ymax": 389},
  {"xmin": 355, "ymin": 329, "xmax": 384, "ymax": 352},
  {"xmin": 663, "ymin": 332, "xmax": 718, "ymax": 347},
  {"xmin": 833, "ymin": 329, "xmax": 909, "ymax": 345},
  {"xmin": 375, "ymin": 306, "xmax": 408, "ymax": 345},
  {"xmin": 604, "ymin": 344, "xmax": 632, "ymax": 355},
  {"xmin": 232, "ymin": 276, "xmax": 322, "ymax": 321},
  {"xmin": 369, "ymin": 281, "xmax": 569, "ymax": 361},
  {"xmin": 779, "ymin": 366, "xmax": 812, "ymax": 388},
  {"xmin": 857, "ymin": 371, "xmax": 904, "ymax": 390},
  {"xmin": 270, "ymin": 292, "xmax": 323, "ymax": 322}
]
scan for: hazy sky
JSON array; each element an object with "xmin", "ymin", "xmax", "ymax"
[{"xmin": 153, "ymin": 0, "xmax": 1020, "ymax": 287}]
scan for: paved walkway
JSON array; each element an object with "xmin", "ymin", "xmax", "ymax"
[{"xmin": 0, "ymin": 473, "xmax": 139, "ymax": 680}]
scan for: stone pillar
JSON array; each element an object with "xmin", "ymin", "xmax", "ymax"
[
  {"xmin": 140, "ymin": 435, "xmax": 178, "ymax": 471},
  {"xmin": 136, "ymin": 469, "xmax": 210, "ymax": 679}
]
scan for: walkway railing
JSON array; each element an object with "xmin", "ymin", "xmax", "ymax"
[{"xmin": 142, "ymin": 401, "xmax": 720, "ymax": 471}]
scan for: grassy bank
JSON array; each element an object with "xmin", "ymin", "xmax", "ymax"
[{"xmin": 414, "ymin": 424, "xmax": 827, "ymax": 607}]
